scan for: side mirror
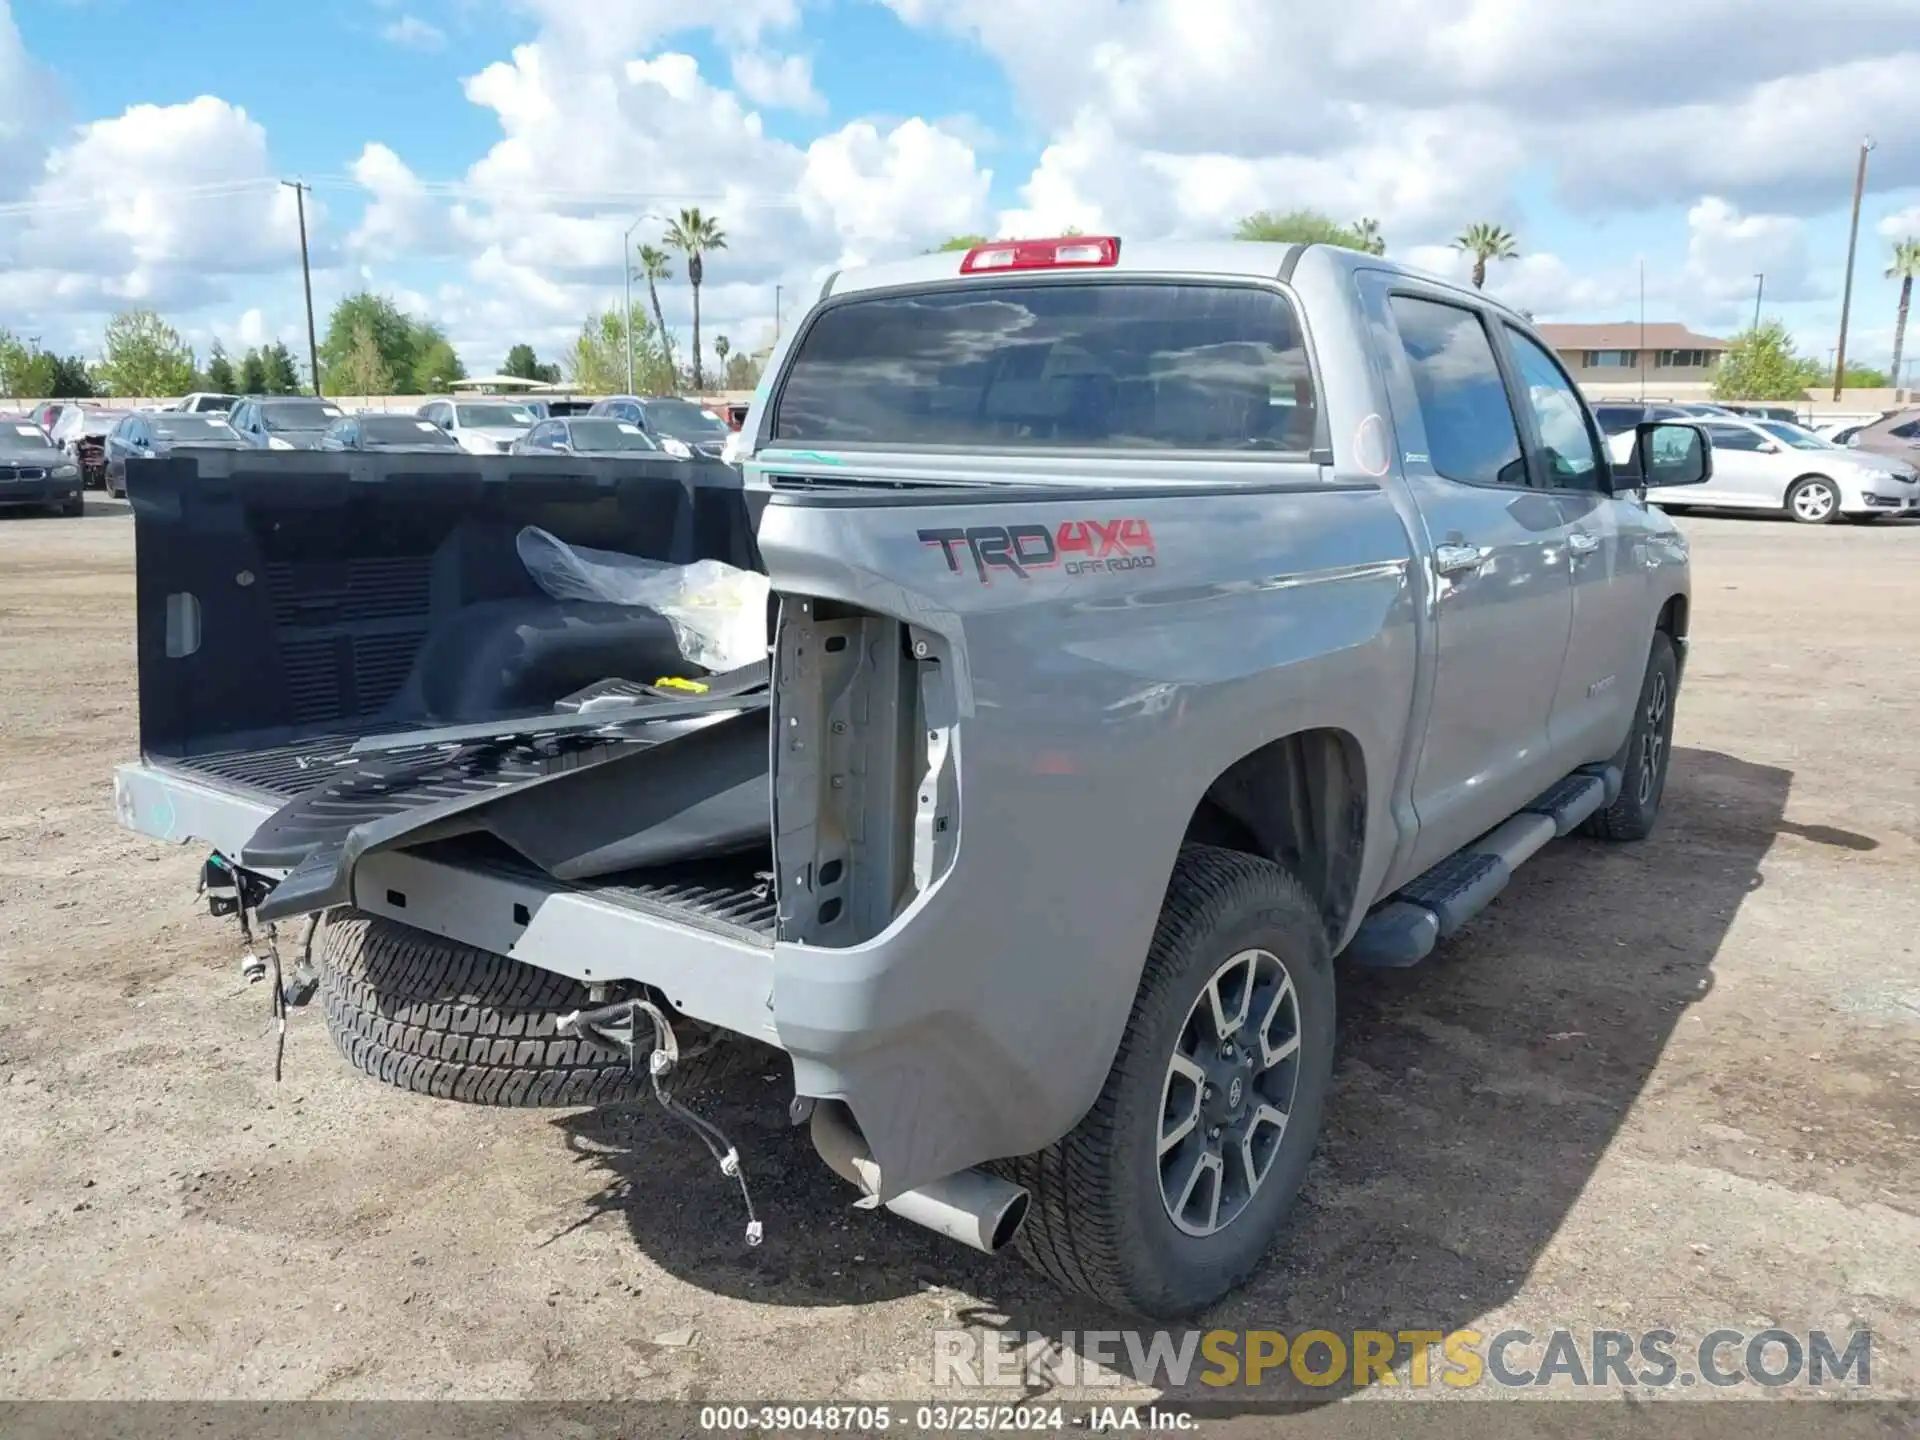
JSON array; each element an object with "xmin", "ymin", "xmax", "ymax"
[
  {"xmin": 1629, "ymin": 421, "xmax": 1711, "ymax": 489},
  {"xmin": 1757, "ymin": 441, "xmax": 1780, "ymax": 453}
]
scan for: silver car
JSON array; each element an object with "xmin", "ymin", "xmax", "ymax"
[
  {"xmin": 1618, "ymin": 413, "xmax": 1920, "ymax": 523},
  {"xmin": 416, "ymin": 398, "xmax": 537, "ymax": 454}
]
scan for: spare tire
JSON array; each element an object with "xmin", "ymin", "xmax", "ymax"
[{"xmin": 317, "ymin": 910, "xmax": 763, "ymax": 1106}]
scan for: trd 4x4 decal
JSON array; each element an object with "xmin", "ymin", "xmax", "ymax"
[{"xmin": 918, "ymin": 518, "xmax": 1157, "ymax": 583}]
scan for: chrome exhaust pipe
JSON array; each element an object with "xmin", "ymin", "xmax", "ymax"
[{"xmin": 810, "ymin": 1102, "xmax": 1030, "ymax": 1255}]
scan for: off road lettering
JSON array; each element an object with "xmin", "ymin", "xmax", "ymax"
[{"xmin": 920, "ymin": 518, "xmax": 1156, "ymax": 583}]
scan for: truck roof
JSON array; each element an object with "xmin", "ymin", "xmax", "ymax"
[{"xmin": 821, "ymin": 239, "xmax": 1525, "ymax": 324}]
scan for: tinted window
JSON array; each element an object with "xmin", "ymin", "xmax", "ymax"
[
  {"xmin": 1387, "ymin": 296, "xmax": 1526, "ymax": 487},
  {"xmin": 455, "ymin": 403, "xmax": 536, "ymax": 427},
  {"xmin": 1, "ymin": 423, "xmax": 53, "ymax": 450},
  {"xmin": 1505, "ymin": 329, "xmax": 1600, "ymax": 489},
  {"xmin": 1594, "ymin": 406, "xmax": 1645, "ymax": 436},
  {"xmin": 1704, "ymin": 424, "xmax": 1765, "ymax": 452},
  {"xmin": 1890, "ymin": 420, "xmax": 1920, "ymax": 439},
  {"xmin": 151, "ymin": 414, "xmax": 236, "ymax": 441},
  {"xmin": 567, "ymin": 418, "xmax": 659, "ymax": 451},
  {"xmin": 642, "ymin": 399, "xmax": 728, "ymax": 439},
  {"xmin": 361, "ymin": 415, "xmax": 454, "ymax": 445},
  {"xmin": 262, "ymin": 401, "xmax": 341, "ymax": 432},
  {"xmin": 774, "ymin": 281, "xmax": 1317, "ymax": 452}
]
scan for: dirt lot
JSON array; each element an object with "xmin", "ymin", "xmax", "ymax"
[{"xmin": 0, "ymin": 496, "xmax": 1916, "ymax": 1411}]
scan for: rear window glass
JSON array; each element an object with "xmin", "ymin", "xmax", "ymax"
[
  {"xmin": 773, "ymin": 281, "xmax": 1317, "ymax": 452},
  {"xmin": 1594, "ymin": 406, "xmax": 1644, "ymax": 435}
]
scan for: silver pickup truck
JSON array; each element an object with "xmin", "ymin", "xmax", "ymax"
[{"xmin": 113, "ymin": 239, "xmax": 1709, "ymax": 1317}]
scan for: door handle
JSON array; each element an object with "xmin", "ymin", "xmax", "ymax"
[
  {"xmin": 1567, "ymin": 531, "xmax": 1601, "ymax": 556},
  {"xmin": 1433, "ymin": 543, "xmax": 1491, "ymax": 575}
]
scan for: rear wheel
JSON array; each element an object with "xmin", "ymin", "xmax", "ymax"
[
  {"xmin": 1785, "ymin": 476, "xmax": 1840, "ymax": 524},
  {"xmin": 1000, "ymin": 846, "xmax": 1335, "ymax": 1317},
  {"xmin": 318, "ymin": 910, "xmax": 764, "ymax": 1106},
  {"xmin": 1584, "ymin": 631, "xmax": 1679, "ymax": 842}
]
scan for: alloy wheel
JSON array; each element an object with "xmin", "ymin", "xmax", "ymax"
[
  {"xmin": 1157, "ymin": 947, "xmax": 1303, "ymax": 1237},
  {"xmin": 1791, "ymin": 481, "xmax": 1837, "ymax": 523},
  {"xmin": 1636, "ymin": 669, "xmax": 1670, "ymax": 805}
]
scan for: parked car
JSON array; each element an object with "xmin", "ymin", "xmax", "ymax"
[
  {"xmin": 320, "ymin": 413, "xmax": 462, "ymax": 453},
  {"xmin": 103, "ymin": 412, "xmax": 248, "ymax": 497},
  {"xmin": 114, "ymin": 237, "xmax": 1709, "ymax": 1318},
  {"xmin": 227, "ymin": 397, "xmax": 345, "ymax": 450},
  {"xmin": 166, "ymin": 392, "xmax": 240, "ymax": 415},
  {"xmin": 1644, "ymin": 413, "xmax": 1919, "ymax": 523},
  {"xmin": 511, "ymin": 416, "xmax": 663, "ymax": 455},
  {"xmin": 1716, "ymin": 402, "xmax": 1803, "ymax": 424},
  {"xmin": 30, "ymin": 402, "xmax": 76, "ymax": 434},
  {"xmin": 49, "ymin": 406, "xmax": 130, "ymax": 488},
  {"xmin": 585, "ymin": 395, "xmax": 731, "ymax": 458},
  {"xmin": 415, "ymin": 398, "xmax": 537, "ymax": 454},
  {"xmin": 1591, "ymin": 402, "xmax": 1693, "ymax": 437},
  {"xmin": 541, "ymin": 398, "xmax": 599, "ymax": 419},
  {"xmin": 0, "ymin": 417, "xmax": 83, "ymax": 516},
  {"xmin": 1838, "ymin": 407, "xmax": 1920, "ymax": 469}
]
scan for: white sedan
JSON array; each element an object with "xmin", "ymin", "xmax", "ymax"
[{"xmin": 1609, "ymin": 414, "xmax": 1920, "ymax": 523}]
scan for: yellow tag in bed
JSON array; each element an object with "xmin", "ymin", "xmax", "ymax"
[{"xmin": 654, "ymin": 676, "xmax": 710, "ymax": 693}]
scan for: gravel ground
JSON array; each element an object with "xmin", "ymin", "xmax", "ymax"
[{"xmin": 0, "ymin": 496, "xmax": 1915, "ymax": 1413}]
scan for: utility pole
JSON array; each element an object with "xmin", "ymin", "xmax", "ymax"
[
  {"xmin": 282, "ymin": 180, "xmax": 321, "ymax": 396},
  {"xmin": 1752, "ymin": 274, "xmax": 1765, "ymax": 332},
  {"xmin": 1833, "ymin": 136, "xmax": 1875, "ymax": 401},
  {"xmin": 1637, "ymin": 259, "xmax": 1646, "ymax": 401},
  {"xmin": 775, "ymin": 283, "xmax": 783, "ymax": 338},
  {"xmin": 621, "ymin": 214, "xmax": 653, "ymax": 396}
]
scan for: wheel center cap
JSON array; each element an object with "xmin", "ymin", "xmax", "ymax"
[{"xmin": 1227, "ymin": 1076, "xmax": 1244, "ymax": 1108}]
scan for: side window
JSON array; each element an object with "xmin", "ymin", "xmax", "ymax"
[
  {"xmin": 619, "ymin": 402, "xmax": 643, "ymax": 425},
  {"xmin": 1387, "ymin": 295, "xmax": 1528, "ymax": 487},
  {"xmin": 1504, "ymin": 328, "xmax": 1601, "ymax": 489},
  {"xmin": 526, "ymin": 423, "xmax": 552, "ymax": 449},
  {"xmin": 1704, "ymin": 424, "xmax": 1764, "ymax": 453},
  {"xmin": 1889, "ymin": 420, "xmax": 1920, "ymax": 439}
]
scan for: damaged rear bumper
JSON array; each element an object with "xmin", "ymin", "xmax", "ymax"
[{"xmin": 113, "ymin": 760, "xmax": 780, "ymax": 1048}]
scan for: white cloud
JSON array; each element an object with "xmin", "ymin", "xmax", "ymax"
[
  {"xmin": 0, "ymin": 95, "xmax": 323, "ymax": 329},
  {"xmin": 730, "ymin": 50, "xmax": 824, "ymax": 114},
  {"xmin": 381, "ymin": 15, "xmax": 447, "ymax": 51},
  {"xmin": 1879, "ymin": 206, "xmax": 1920, "ymax": 242}
]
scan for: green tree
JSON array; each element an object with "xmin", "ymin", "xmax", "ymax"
[
  {"xmin": 1353, "ymin": 217, "xmax": 1386, "ymax": 256},
  {"xmin": 635, "ymin": 243, "xmax": 676, "ymax": 379},
  {"xmin": 723, "ymin": 350, "xmax": 761, "ymax": 390},
  {"xmin": 1713, "ymin": 320, "xmax": 1821, "ymax": 402},
  {"xmin": 320, "ymin": 292, "xmax": 415, "ymax": 395},
  {"xmin": 94, "ymin": 309, "xmax": 197, "ymax": 398},
  {"xmin": 204, "ymin": 344, "xmax": 237, "ymax": 394},
  {"xmin": 261, "ymin": 341, "xmax": 301, "ymax": 395},
  {"xmin": 1838, "ymin": 363, "xmax": 1889, "ymax": 388},
  {"xmin": 0, "ymin": 328, "xmax": 26, "ymax": 397},
  {"xmin": 928, "ymin": 233, "xmax": 990, "ymax": 253},
  {"xmin": 239, "ymin": 348, "xmax": 267, "ymax": 395},
  {"xmin": 1453, "ymin": 222, "xmax": 1519, "ymax": 290},
  {"xmin": 1233, "ymin": 210, "xmax": 1370, "ymax": 249},
  {"xmin": 1888, "ymin": 238, "xmax": 1920, "ymax": 396},
  {"xmin": 330, "ymin": 323, "xmax": 393, "ymax": 396},
  {"xmin": 502, "ymin": 343, "xmax": 543, "ymax": 381},
  {"xmin": 713, "ymin": 333, "xmax": 731, "ymax": 383},
  {"xmin": 565, "ymin": 303, "xmax": 674, "ymax": 395},
  {"xmin": 409, "ymin": 328, "xmax": 465, "ymax": 393},
  {"xmin": 662, "ymin": 207, "xmax": 727, "ymax": 391},
  {"xmin": 23, "ymin": 351, "xmax": 94, "ymax": 397}
]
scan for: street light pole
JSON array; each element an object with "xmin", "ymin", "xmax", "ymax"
[
  {"xmin": 1833, "ymin": 136, "xmax": 1875, "ymax": 401},
  {"xmin": 281, "ymin": 180, "xmax": 321, "ymax": 396},
  {"xmin": 775, "ymin": 283, "xmax": 783, "ymax": 338},
  {"xmin": 1752, "ymin": 273, "xmax": 1764, "ymax": 332}
]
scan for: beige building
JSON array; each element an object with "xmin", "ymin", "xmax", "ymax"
[{"xmin": 1535, "ymin": 322, "xmax": 1732, "ymax": 401}]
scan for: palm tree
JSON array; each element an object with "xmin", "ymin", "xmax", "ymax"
[
  {"xmin": 714, "ymin": 334, "xmax": 731, "ymax": 385},
  {"xmin": 1453, "ymin": 222, "xmax": 1518, "ymax": 289},
  {"xmin": 1888, "ymin": 238, "xmax": 1920, "ymax": 398},
  {"xmin": 634, "ymin": 244, "xmax": 674, "ymax": 380},
  {"xmin": 663, "ymin": 208, "xmax": 728, "ymax": 390},
  {"xmin": 1353, "ymin": 217, "xmax": 1385, "ymax": 256}
]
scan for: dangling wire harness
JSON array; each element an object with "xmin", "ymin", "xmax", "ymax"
[{"xmin": 558, "ymin": 997, "xmax": 762, "ymax": 1247}]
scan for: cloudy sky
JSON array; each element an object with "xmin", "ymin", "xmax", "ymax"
[{"xmin": 4, "ymin": 0, "xmax": 1920, "ymax": 382}]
